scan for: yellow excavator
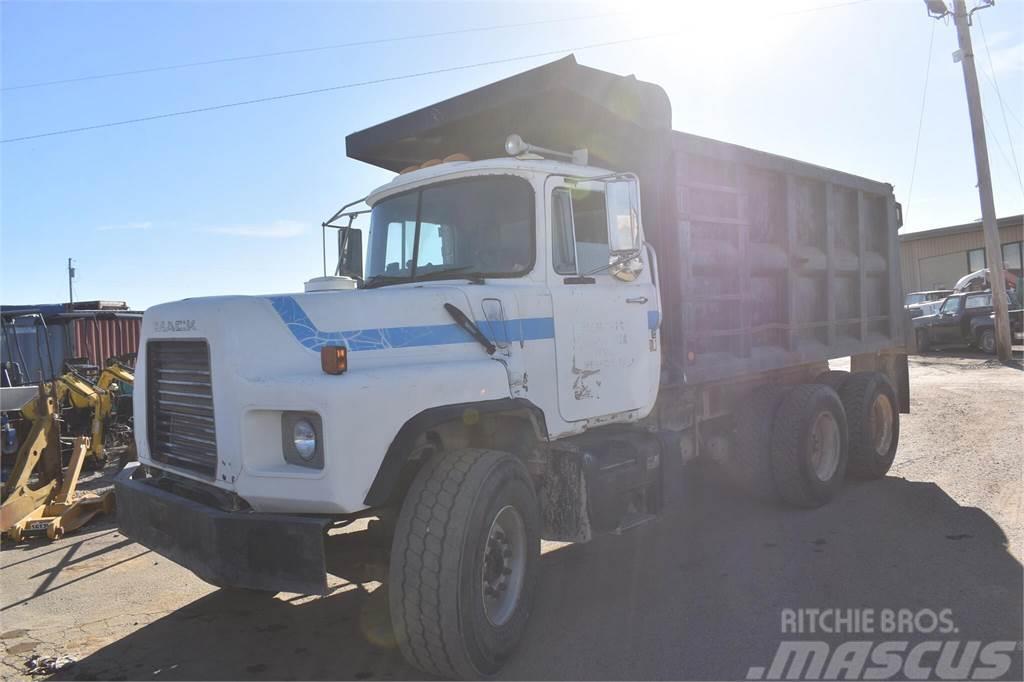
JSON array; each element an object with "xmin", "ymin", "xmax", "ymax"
[
  {"xmin": 1, "ymin": 385, "xmax": 114, "ymax": 541},
  {"xmin": 1, "ymin": 359, "xmax": 134, "ymax": 541},
  {"xmin": 19, "ymin": 359, "xmax": 136, "ymax": 468}
]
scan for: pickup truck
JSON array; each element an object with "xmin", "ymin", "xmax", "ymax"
[
  {"xmin": 904, "ymin": 289, "xmax": 952, "ymax": 308},
  {"xmin": 914, "ymin": 291, "xmax": 1021, "ymax": 353},
  {"xmin": 115, "ymin": 57, "xmax": 910, "ymax": 679}
]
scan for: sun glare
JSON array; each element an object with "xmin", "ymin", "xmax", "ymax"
[{"xmin": 616, "ymin": 0, "xmax": 810, "ymax": 81}]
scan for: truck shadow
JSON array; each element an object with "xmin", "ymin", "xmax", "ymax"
[{"xmin": 57, "ymin": 469, "xmax": 1023, "ymax": 681}]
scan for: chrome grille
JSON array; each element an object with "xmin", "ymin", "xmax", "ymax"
[{"xmin": 147, "ymin": 340, "xmax": 217, "ymax": 477}]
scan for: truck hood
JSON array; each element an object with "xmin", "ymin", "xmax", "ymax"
[
  {"xmin": 137, "ymin": 284, "xmax": 520, "ymax": 509},
  {"xmin": 143, "ymin": 284, "xmax": 494, "ymax": 375}
]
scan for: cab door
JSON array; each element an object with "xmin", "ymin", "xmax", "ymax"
[
  {"xmin": 929, "ymin": 295, "xmax": 963, "ymax": 344},
  {"xmin": 546, "ymin": 177, "xmax": 660, "ymax": 423}
]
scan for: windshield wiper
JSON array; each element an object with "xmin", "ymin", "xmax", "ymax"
[
  {"xmin": 444, "ymin": 303, "xmax": 495, "ymax": 355},
  {"xmin": 361, "ymin": 274, "xmax": 410, "ymax": 289},
  {"xmin": 363, "ymin": 266, "xmax": 484, "ymax": 289},
  {"xmin": 413, "ymin": 266, "xmax": 485, "ymax": 284}
]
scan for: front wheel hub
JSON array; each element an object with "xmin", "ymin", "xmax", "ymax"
[{"xmin": 481, "ymin": 505, "xmax": 526, "ymax": 626}]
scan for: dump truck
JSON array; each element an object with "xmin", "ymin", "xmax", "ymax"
[{"xmin": 116, "ymin": 57, "xmax": 909, "ymax": 678}]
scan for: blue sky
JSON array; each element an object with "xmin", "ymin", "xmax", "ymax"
[{"xmin": 2, "ymin": 0, "xmax": 1022, "ymax": 310}]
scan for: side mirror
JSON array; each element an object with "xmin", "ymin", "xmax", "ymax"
[
  {"xmin": 605, "ymin": 177, "xmax": 641, "ymax": 253},
  {"xmin": 336, "ymin": 226, "xmax": 363, "ymax": 279},
  {"xmin": 605, "ymin": 176, "xmax": 643, "ymax": 281}
]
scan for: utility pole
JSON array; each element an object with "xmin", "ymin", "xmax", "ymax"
[
  {"xmin": 67, "ymin": 258, "xmax": 75, "ymax": 311},
  {"xmin": 926, "ymin": 0, "xmax": 1012, "ymax": 361}
]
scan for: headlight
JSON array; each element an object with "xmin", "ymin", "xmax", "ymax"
[{"xmin": 292, "ymin": 419, "xmax": 317, "ymax": 461}]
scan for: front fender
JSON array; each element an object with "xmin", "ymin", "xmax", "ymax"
[
  {"xmin": 363, "ymin": 395, "xmax": 547, "ymax": 507},
  {"xmin": 232, "ymin": 358, "xmax": 512, "ymax": 513}
]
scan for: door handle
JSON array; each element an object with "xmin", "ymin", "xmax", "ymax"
[{"xmin": 626, "ymin": 296, "xmax": 648, "ymax": 304}]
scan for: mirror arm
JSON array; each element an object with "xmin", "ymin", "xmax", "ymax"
[
  {"xmin": 584, "ymin": 249, "xmax": 642, "ymax": 277},
  {"xmin": 324, "ymin": 196, "xmax": 369, "ymax": 226}
]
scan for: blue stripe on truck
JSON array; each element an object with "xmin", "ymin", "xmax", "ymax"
[{"xmin": 267, "ymin": 296, "xmax": 554, "ymax": 352}]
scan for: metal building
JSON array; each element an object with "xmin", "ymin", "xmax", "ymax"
[
  {"xmin": 898, "ymin": 214, "xmax": 1023, "ymax": 294},
  {"xmin": 1, "ymin": 301, "xmax": 142, "ymax": 386}
]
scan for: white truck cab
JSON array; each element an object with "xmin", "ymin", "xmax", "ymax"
[{"xmin": 129, "ymin": 156, "xmax": 659, "ymax": 515}]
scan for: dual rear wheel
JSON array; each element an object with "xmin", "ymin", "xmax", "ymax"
[{"xmin": 732, "ymin": 371, "xmax": 900, "ymax": 507}]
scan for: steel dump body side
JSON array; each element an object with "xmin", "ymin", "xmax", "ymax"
[
  {"xmin": 655, "ymin": 131, "xmax": 902, "ymax": 384},
  {"xmin": 345, "ymin": 56, "xmax": 904, "ymax": 386}
]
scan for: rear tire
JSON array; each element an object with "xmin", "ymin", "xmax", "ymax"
[
  {"xmin": 770, "ymin": 384, "xmax": 849, "ymax": 508},
  {"xmin": 840, "ymin": 372, "xmax": 900, "ymax": 479},
  {"xmin": 814, "ymin": 370, "xmax": 850, "ymax": 392},
  {"xmin": 730, "ymin": 385, "xmax": 793, "ymax": 500},
  {"xmin": 978, "ymin": 328, "xmax": 996, "ymax": 354},
  {"xmin": 915, "ymin": 328, "xmax": 930, "ymax": 353},
  {"xmin": 390, "ymin": 448, "xmax": 540, "ymax": 679}
]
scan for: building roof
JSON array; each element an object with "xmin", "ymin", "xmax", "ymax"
[
  {"xmin": 899, "ymin": 214, "xmax": 1024, "ymax": 243},
  {"xmin": 1, "ymin": 301, "xmax": 139, "ymax": 320}
]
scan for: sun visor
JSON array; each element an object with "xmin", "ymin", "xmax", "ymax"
[{"xmin": 345, "ymin": 55, "xmax": 672, "ymax": 172}]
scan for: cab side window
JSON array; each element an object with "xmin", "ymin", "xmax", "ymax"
[
  {"xmin": 965, "ymin": 293, "xmax": 992, "ymax": 309},
  {"xmin": 551, "ymin": 187, "xmax": 609, "ymax": 275},
  {"xmin": 552, "ymin": 190, "xmax": 576, "ymax": 275},
  {"xmin": 940, "ymin": 297, "xmax": 962, "ymax": 314}
]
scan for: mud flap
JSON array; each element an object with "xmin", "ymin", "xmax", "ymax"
[{"xmin": 115, "ymin": 463, "xmax": 329, "ymax": 595}]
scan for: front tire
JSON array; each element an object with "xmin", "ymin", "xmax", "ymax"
[{"xmin": 389, "ymin": 449, "xmax": 540, "ymax": 679}]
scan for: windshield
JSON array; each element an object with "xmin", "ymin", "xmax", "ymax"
[{"xmin": 364, "ymin": 175, "xmax": 533, "ymax": 285}]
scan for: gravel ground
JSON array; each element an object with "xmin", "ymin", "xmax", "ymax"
[{"xmin": 1, "ymin": 353, "xmax": 1021, "ymax": 681}]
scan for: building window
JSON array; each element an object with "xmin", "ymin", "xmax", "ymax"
[
  {"xmin": 1001, "ymin": 241, "xmax": 1022, "ymax": 272},
  {"xmin": 967, "ymin": 247, "xmax": 986, "ymax": 272}
]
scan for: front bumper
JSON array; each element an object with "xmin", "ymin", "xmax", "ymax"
[{"xmin": 115, "ymin": 463, "xmax": 330, "ymax": 594}]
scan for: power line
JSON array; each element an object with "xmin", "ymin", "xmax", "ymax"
[
  {"xmin": 976, "ymin": 15, "xmax": 1023, "ymax": 130},
  {"xmin": 981, "ymin": 68, "xmax": 1024, "ymax": 131},
  {"xmin": 977, "ymin": 15, "xmax": 1024, "ymax": 197},
  {"xmin": 983, "ymin": 111, "xmax": 1024, "ymax": 200},
  {"xmin": 904, "ymin": 21, "xmax": 936, "ymax": 227},
  {"xmin": 0, "ymin": 33, "xmax": 673, "ymax": 144},
  {"xmin": 4, "ymin": 0, "xmax": 875, "ymax": 94},
  {"xmin": 1, "ymin": 12, "xmax": 625, "ymax": 92},
  {"xmin": 0, "ymin": 0, "xmax": 878, "ymax": 145}
]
